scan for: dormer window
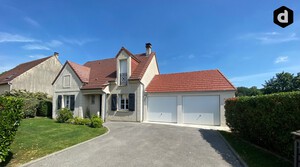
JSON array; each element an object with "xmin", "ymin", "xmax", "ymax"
[{"xmin": 120, "ymin": 59, "xmax": 127, "ymax": 86}]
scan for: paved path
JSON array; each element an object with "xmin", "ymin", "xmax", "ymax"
[{"xmin": 23, "ymin": 122, "xmax": 243, "ymax": 167}]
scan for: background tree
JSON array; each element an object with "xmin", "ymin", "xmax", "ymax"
[
  {"xmin": 263, "ymin": 72, "xmax": 296, "ymax": 94},
  {"xmin": 235, "ymin": 86, "xmax": 262, "ymax": 97}
]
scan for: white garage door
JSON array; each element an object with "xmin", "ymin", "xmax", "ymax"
[
  {"xmin": 183, "ymin": 96, "xmax": 220, "ymax": 125},
  {"xmin": 147, "ymin": 96, "xmax": 177, "ymax": 123}
]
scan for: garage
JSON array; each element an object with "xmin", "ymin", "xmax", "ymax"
[
  {"xmin": 147, "ymin": 96, "xmax": 177, "ymax": 123},
  {"xmin": 183, "ymin": 96, "xmax": 220, "ymax": 125},
  {"xmin": 145, "ymin": 70, "xmax": 236, "ymax": 126}
]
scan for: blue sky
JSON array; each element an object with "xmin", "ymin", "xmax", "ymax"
[{"xmin": 0, "ymin": 0, "xmax": 300, "ymax": 88}]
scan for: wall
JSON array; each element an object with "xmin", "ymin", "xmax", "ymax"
[
  {"xmin": 52, "ymin": 64, "xmax": 84, "ymax": 118},
  {"xmin": 0, "ymin": 84, "xmax": 10, "ymax": 94},
  {"xmin": 145, "ymin": 91, "xmax": 235, "ymax": 126},
  {"xmin": 11, "ymin": 56, "xmax": 62, "ymax": 96},
  {"xmin": 106, "ymin": 81, "xmax": 142, "ymax": 122},
  {"xmin": 141, "ymin": 55, "xmax": 159, "ymax": 88}
]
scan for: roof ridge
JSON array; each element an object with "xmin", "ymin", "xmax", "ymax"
[
  {"xmin": 157, "ymin": 69, "xmax": 218, "ymax": 76},
  {"xmin": 84, "ymin": 57, "xmax": 115, "ymax": 64}
]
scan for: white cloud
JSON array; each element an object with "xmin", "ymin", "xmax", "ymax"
[
  {"xmin": 188, "ymin": 54, "xmax": 195, "ymax": 59},
  {"xmin": 238, "ymin": 32, "xmax": 299, "ymax": 44},
  {"xmin": 47, "ymin": 40, "xmax": 63, "ymax": 47},
  {"xmin": 61, "ymin": 37, "xmax": 96, "ymax": 46},
  {"xmin": 22, "ymin": 44, "xmax": 50, "ymax": 50},
  {"xmin": 0, "ymin": 32, "xmax": 36, "ymax": 43},
  {"xmin": 275, "ymin": 56, "xmax": 288, "ymax": 64},
  {"xmin": 24, "ymin": 17, "xmax": 40, "ymax": 27},
  {"xmin": 28, "ymin": 54, "xmax": 47, "ymax": 59}
]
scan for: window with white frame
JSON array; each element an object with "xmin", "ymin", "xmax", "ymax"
[
  {"xmin": 119, "ymin": 59, "xmax": 127, "ymax": 86},
  {"xmin": 63, "ymin": 95, "xmax": 75, "ymax": 111},
  {"xmin": 63, "ymin": 75, "xmax": 71, "ymax": 88},
  {"xmin": 119, "ymin": 94, "xmax": 129, "ymax": 110}
]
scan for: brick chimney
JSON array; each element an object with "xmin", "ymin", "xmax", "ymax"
[{"xmin": 145, "ymin": 43, "xmax": 152, "ymax": 56}]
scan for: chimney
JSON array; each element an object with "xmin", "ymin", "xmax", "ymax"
[
  {"xmin": 54, "ymin": 52, "xmax": 59, "ymax": 58},
  {"xmin": 145, "ymin": 43, "xmax": 152, "ymax": 56}
]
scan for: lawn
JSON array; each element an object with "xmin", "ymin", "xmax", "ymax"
[
  {"xmin": 1, "ymin": 117, "xmax": 107, "ymax": 167},
  {"xmin": 219, "ymin": 131, "xmax": 292, "ymax": 167}
]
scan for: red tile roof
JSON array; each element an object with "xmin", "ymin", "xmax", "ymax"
[
  {"xmin": 146, "ymin": 70, "xmax": 236, "ymax": 93},
  {"xmin": 0, "ymin": 56, "xmax": 52, "ymax": 85},
  {"xmin": 68, "ymin": 61, "xmax": 90, "ymax": 83},
  {"xmin": 78, "ymin": 48, "xmax": 154, "ymax": 90}
]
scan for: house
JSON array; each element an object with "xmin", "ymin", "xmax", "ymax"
[
  {"xmin": 52, "ymin": 43, "xmax": 236, "ymax": 126},
  {"xmin": 0, "ymin": 53, "xmax": 62, "ymax": 96}
]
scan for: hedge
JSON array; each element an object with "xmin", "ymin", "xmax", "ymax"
[
  {"xmin": 0, "ymin": 96, "xmax": 23, "ymax": 162},
  {"xmin": 225, "ymin": 91, "xmax": 300, "ymax": 159}
]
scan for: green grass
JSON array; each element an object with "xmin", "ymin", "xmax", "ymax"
[
  {"xmin": 219, "ymin": 131, "xmax": 292, "ymax": 167},
  {"xmin": 2, "ymin": 117, "xmax": 107, "ymax": 167}
]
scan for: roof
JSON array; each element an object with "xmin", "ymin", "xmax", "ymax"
[
  {"xmin": 146, "ymin": 70, "xmax": 236, "ymax": 93},
  {"xmin": 0, "ymin": 56, "xmax": 52, "ymax": 85},
  {"xmin": 58, "ymin": 47, "xmax": 155, "ymax": 90},
  {"xmin": 68, "ymin": 61, "xmax": 90, "ymax": 83}
]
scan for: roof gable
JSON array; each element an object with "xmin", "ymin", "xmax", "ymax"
[
  {"xmin": 146, "ymin": 70, "xmax": 236, "ymax": 93},
  {"xmin": 52, "ymin": 61, "xmax": 90, "ymax": 85},
  {"xmin": 0, "ymin": 56, "xmax": 52, "ymax": 85}
]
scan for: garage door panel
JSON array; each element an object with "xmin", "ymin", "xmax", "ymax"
[
  {"xmin": 147, "ymin": 96, "xmax": 177, "ymax": 123},
  {"xmin": 183, "ymin": 96, "xmax": 220, "ymax": 125}
]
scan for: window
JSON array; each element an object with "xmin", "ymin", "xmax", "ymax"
[
  {"xmin": 119, "ymin": 94, "xmax": 129, "ymax": 110},
  {"xmin": 111, "ymin": 93, "xmax": 135, "ymax": 111},
  {"xmin": 91, "ymin": 95, "xmax": 95, "ymax": 104},
  {"xmin": 63, "ymin": 75, "xmax": 71, "ymax": 88},
  {"xmin": 119, "ymin": 59, "xmax": 127, "ymax": 86},
  {"xmin": 63, "ymin": 95, "xmax": 75, "ymax": 111}
]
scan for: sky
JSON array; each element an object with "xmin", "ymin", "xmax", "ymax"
[{"xmin": 0, "ymin": 0, "xmax": 300, "ymax": 88}]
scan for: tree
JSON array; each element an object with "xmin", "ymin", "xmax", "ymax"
[
  {"xmin": 263, "ymin": 72, "xmax": 296, "ymax": 94},
  {"xmin": 235, "ymin": 86, "xmax": 262, "ymax": 97}
]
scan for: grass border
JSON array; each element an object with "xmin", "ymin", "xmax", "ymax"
[{"xmin": 20, "ymin": 124, "xmax": 110, "ymax": 167}]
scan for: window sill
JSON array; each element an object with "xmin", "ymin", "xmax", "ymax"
[{"xmin": 117, "ymin": 110, "xmax": 129, "ymax": 112}]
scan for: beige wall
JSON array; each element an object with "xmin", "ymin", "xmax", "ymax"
[
  {"xmin": 141, "ymin": 55, "xmax": 159, "ymax": 88},
  {"xmin": 145, "ymin": 91, "xmax": 235, "ymax": 127},
  {"xmin": 0, "ymin": 84, "xmax": 10, "ymax": 94},
  {"xmin": 11, "ymin": 56, "xmax": 62, "ymax": 96},
  {"xmin": 106, "ymin": 81, "xmax": 142, "ymax": 122},
  {"xmin": 52, "ymin": 64, "xmax": 84, "ymax": 118}
]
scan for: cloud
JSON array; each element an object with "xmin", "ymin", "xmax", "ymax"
[
  {"xmin": 24, "ymin": 17, "xmax": 40, "ymax": 27},
  {"xmin": 188, "ymin": 54, "xmax": 195, "ymax": 59},
  {"xmin": 275, "ymin": 56, "xmax": 288, "ymax": 64},
  {"xmin": 28, "ymin": 54, "xmax": 47, "ymax": 59},
  {"xmin": 46, "ymin": 40, "xmax": 63, "ymax": 47},
  {"xmin": 238, "ymin": 32, "xmax": 299, "ymax": 44},
  {"xmin": 22, "ymin": 44, "xmax": 50, "ymax": 50},
  {"xmin": 0, "ymin": 32, "xmax": 36, "ymax": 43},
  {"xmin": 61, "ymin": 37, "xmax": 96, "ymax": 46}
]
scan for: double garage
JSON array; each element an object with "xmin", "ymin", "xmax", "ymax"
[{"xmin": 145, "ymin": 92, "xmax": 234, "ymax": 126}]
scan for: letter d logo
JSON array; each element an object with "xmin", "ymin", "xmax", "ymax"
[{"xmin": 274, "ymin": 6, "xmax": 293, "ymax": 28}]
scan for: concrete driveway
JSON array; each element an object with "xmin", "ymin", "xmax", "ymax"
[{"xmin": 23, "ymin": 122, "xmax": 243, "ymax": 167}]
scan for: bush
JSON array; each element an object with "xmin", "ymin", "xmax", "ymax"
[
  {"xmin": 67, "ymin": 117, "xmax": 91, "ymax": 125},
  {"xmin": 0, "ymin": 96, "xmax": 23, "ymax": 162},
  {"xmin": 90, "ymin": 115, "xmax": 103, "ymax": 128},
  {"xmin": 225, "ymin": 91, "xmax": 300, "ymax": 159},
  {"xmin": 36, "ymin": 100, "xmax": 52, "ymax": 117},
  {"xmin": 56, "ymin": 108, "xmax": 73, "ymax": 123},
  {"xmin": 22, "ymin": 98, "xmax": 39, "ymax": 118}
]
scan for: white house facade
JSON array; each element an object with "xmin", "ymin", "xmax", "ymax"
[{"xmin": 52, "ymin": 43, "xmax": 236, "ymax": 126}]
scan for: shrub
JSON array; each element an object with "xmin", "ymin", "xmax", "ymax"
[
  {"xmin": 36, "ymin": 100, "xmax": 52, "ymax": 117},
  {"xmin": 56, "ymin": 108, "xmax": 73, "ymax": 123},
  {"xmin": 22, "ymin": 98, "xmax": 39, "ymax": 118},
  {"xmin": 68, "ymin": 117, "xmax": 91, "ymax": 125},
  {"xmin": 225, "ymin": 91, "xmax": 300, "ymax": 159},
  {"xmin": 0, "ymin": 96, "xmax": 23, "ymax": 162},
  {"xmin": 90, "ymin": 115, "xmax": 103, "ymax": 128}
]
